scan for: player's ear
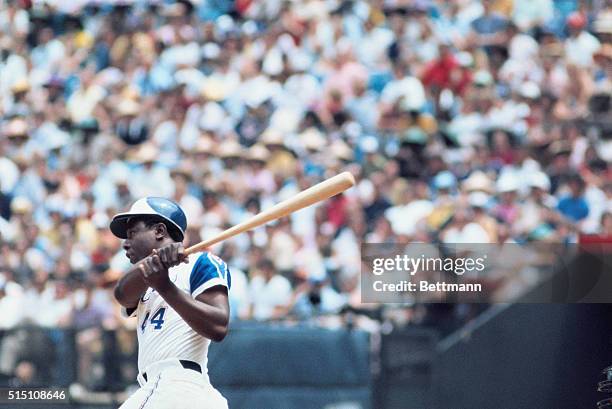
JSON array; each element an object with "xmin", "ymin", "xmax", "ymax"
[{"xmin": 154, "ymin": 222, "xmax": 168, "ymax": 240}]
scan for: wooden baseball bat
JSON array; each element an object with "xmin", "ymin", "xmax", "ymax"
[{"xmin": 184, "ymin": 172, "xmax": 355, "ymax": 255}]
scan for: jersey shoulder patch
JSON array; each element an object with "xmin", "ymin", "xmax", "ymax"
[{"xmin": 189, "ymin": 252, "xmax": 231, "ymax": 297}]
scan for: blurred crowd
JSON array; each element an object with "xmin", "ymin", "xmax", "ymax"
[{"xmin": 0, "ymin": 0, "xmax": 611, "ymax": 343}]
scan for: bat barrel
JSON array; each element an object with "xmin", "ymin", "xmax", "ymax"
[{"xmin": 185, "ymin": 172, "xmax": 355, "ymax": 255}]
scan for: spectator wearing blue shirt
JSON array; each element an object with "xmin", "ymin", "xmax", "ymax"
[
  {"xmin": 470, "ymin": 0, "xmax": 509, "ymax": 56},
  {"xmin": 557, "ymin": 173, "xmax": 589, "ymax": 222}
]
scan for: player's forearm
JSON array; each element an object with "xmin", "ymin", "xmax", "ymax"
[
  {"xmin": 113, "ymin": 266, "xmax": 148, "ymax": 308},
  {"xmin": 157, "ymin": 284, "xmax": 229, "ymax": 342}
]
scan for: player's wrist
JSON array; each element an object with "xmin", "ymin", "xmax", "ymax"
[{"xmin": 154, "ymin": 278, "xmax": 176, "ymax": 295}]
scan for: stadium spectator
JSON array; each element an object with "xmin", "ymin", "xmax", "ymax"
[
  {"xmin": 248, "ymin": 258, "xmax": 292, "ymax": 321},
  {"xmin": 557, "ymin": 173, "xmax": 590, "ymax": 223}
]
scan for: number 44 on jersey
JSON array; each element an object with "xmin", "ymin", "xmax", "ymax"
[{"xmin": 141, "ymin": 307, "xmax": 166, "ymax": 332}]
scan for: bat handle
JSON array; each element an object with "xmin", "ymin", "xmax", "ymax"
[{"xmin": 185, "ymin": 240, "xmax": 214, "ymax": 256}]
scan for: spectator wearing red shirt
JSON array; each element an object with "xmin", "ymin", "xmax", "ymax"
[
  {"xmin": 326, "ymin": 194, "xmax": 349, "ymax": 230},
  {"xmin": 422, "ymin": 43, "xmax": 472, "ymax": 101}
]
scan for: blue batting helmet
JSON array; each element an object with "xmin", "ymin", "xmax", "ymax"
[{"xmin": 110, "ymin": 197, "xmax": 187, "ymax": 241}]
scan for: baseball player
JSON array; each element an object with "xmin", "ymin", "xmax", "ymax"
[{"xmin": 111, "ymin": 197, "xmax": 231, "ymax": 409}]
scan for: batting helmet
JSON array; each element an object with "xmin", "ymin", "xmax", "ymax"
[{"xmin": 110, "ymin": 197, "xmax": 187, "ymax": 241}]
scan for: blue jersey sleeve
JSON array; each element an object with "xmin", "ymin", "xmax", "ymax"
[{"xmin": 189, "ymin": 252, "xmax": 231, "ymax": 297}]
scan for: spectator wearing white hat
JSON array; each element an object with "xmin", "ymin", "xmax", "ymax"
[
  {"xmin": 492, "ymin": 172, "xmax": 521, "ymax": 225},
  {"xmin": 515, "ymin": 171, "xmax": 558, "ymax": 240},
  {"xmin": 468, "ymin": 191, "xmax": 498, "ymax": 242},
  {"xmin": 441, "ymin": 204, "xmax": 491, "ymax": 243}
]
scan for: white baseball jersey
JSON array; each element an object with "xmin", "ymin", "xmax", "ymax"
[{"xmin": 125, "ymin": 251, "xmax": 231, "ymax": 382}]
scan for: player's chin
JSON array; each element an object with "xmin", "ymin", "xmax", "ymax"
[{"xmin": 126, "ymin": 253, "xmax": 140, "ymax": 264}]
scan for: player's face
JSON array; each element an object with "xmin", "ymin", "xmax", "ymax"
[{"xmin": 123, "ymin": 220, "xmax": 159, "ymax": 264}]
